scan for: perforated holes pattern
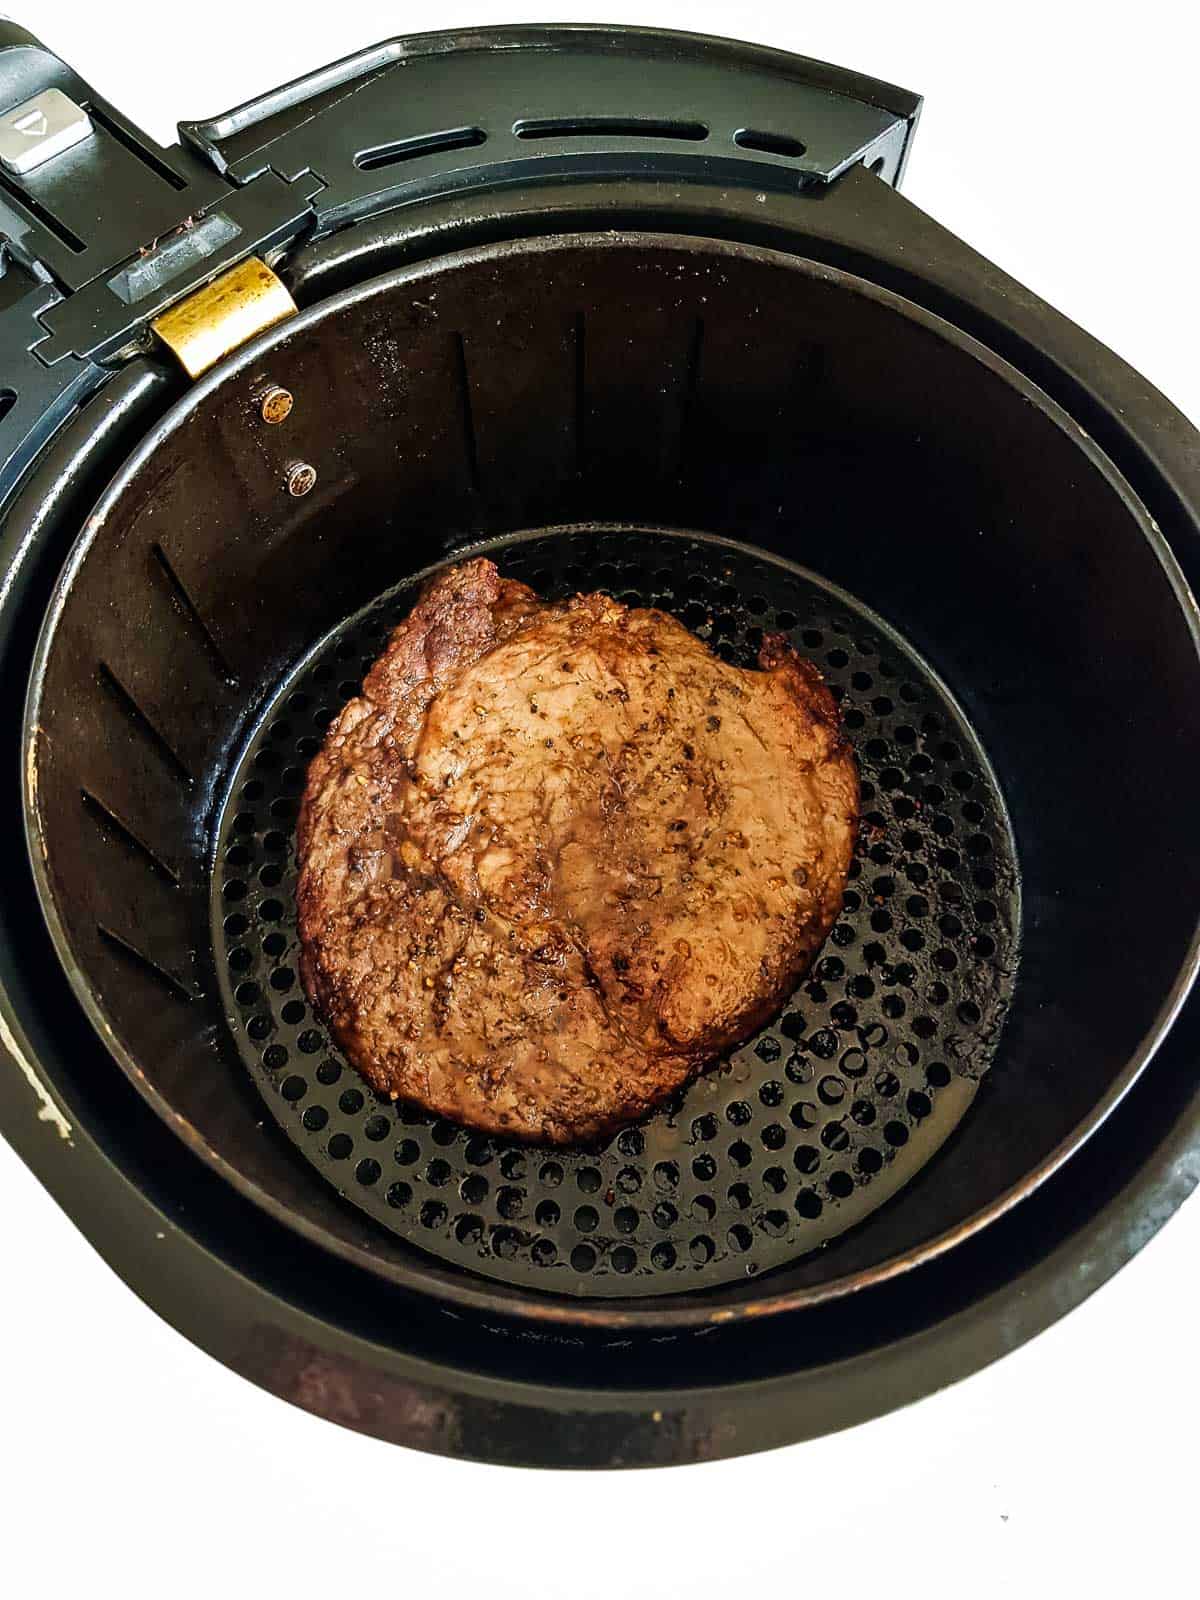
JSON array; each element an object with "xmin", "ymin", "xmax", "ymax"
[{"xmin": 212, "ymin": 527, "xmax": 1019, "ymax": 1298}]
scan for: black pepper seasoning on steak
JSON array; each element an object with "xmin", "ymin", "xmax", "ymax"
[{"xmin": 296, "ymin": 558, "xmax": 858, "ymax": 1144}]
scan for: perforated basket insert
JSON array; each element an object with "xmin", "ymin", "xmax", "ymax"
[{"xmin": 211, "ymin": 525, "xmax": 1019, "ymax": 1297}]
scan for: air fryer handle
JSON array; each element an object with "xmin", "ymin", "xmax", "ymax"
[
  {"xmin": 0, "ymin": 21, "xmax": 307, "ymax": 499},
  {"xmin": 0, "ymin": 19, "xmax": 96, "ymax": 276},
  {"xmin": 0, "ymin": 22, "xmax": 230, "ymax": 287},
  {"xmin": 0, "ymin": 25, "xmax": 103, "ymax": 504},
  {"xmin": 178, "ymin": 24, "xmax": 921, "ymax": 195},
  {"xmin": 0, "ymin": 21, "xmax": 923, "ymax": 502},
  {"xmin": 178, "ymin": 37, "xmax": 411, "ymax": 174}
]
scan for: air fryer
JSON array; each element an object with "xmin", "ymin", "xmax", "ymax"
[{"xmin": 1, "ymin": 22, "xmax": 1198, "ymax": 1466}]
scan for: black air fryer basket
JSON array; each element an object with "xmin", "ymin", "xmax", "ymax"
[{"xmin": 2, "ymin": 21, "xmax": 1199, "ymax": 1466}]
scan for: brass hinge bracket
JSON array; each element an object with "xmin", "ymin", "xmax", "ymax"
[{"xmin": 151, "ymin": 256, "xmax": 296, "ymax": 379}]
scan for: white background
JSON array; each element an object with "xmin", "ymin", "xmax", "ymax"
[{"xmin": 3, "ymin": 2, "xmax": 1198, "ymax": 1594}]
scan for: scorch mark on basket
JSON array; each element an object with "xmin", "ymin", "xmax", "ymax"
[{"xmin": 0, "ymin": 1006, "xmax": 73, "ymax": 1143}]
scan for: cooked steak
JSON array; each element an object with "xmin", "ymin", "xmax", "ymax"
[{"xmin": 296, "ymin": 558, "xmax": 858, "ymax": 1143}]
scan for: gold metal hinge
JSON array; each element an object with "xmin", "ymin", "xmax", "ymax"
[{"xmin": 152, "ymin": 256, "xmax": 297, "ymax": 379}]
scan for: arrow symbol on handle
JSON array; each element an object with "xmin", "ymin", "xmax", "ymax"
[{"xmin": 13, "ymin": 110, "xmax": 48, "ymax": 138}]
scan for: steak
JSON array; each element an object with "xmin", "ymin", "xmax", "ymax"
[{"xmin": 296, "ymin": 558, "xmax": 858, "ymax": 1144}]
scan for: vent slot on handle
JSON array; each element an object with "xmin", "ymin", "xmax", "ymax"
[
  {"xmin": 513, "ymin": 117, "xmax": 708, "ymax": 142},
  {"xmin": 733, "ymin": 128, "xmax": 808, "ymax": 158},
  {"xmin": 356, "ymin": 128, "xmax": 487, "ymax": 170}
]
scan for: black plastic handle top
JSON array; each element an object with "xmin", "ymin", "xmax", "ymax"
[
  {"xmin": 0, "ymin": 20, "xmax": 304, "ymax": 497},
  {"xmin": 180, "ymin": 23, "xmax": 919, "ymax": 215},
  {"xmin": 179, "ymin": 24, "xmax": 920, "ymax": 185}
]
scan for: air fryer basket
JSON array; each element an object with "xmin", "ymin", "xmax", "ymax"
[
  {"xmin": 23, "ymin": 233, "xmax": 1200, "ymax": 1328},
  {"xmin": 210, "ymin": 522, "xmax": 1021, "ymax": 1296}
]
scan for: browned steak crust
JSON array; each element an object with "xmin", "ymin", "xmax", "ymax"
[{"xmin": 296, "ymin": 558, "xmax": 858, "ymax": 1143}]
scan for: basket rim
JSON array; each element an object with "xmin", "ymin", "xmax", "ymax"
[{"xmin": 22, "ymin": 229, "xmax": 1200, "ymax": 1333}]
